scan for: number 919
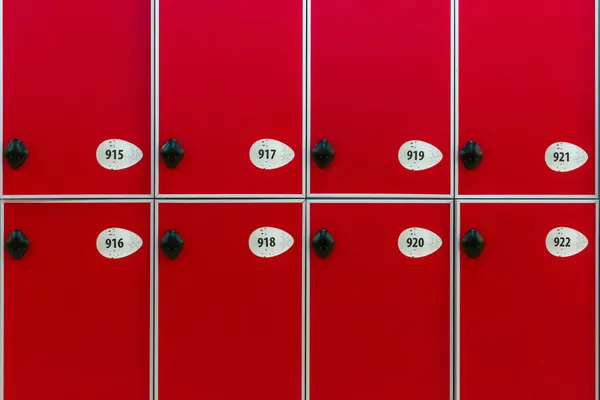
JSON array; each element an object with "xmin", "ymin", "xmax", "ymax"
[{"xmin": 407, "ymin": 150, "xmax": 425, "ymax": 161}]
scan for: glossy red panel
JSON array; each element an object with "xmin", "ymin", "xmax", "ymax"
[
  {"xmin": 459, "ymin": 0, "xmax": 595, "ymax": 195},
  {"xmin": 310, "ymin": 202, "xmax": 450, "ymax": 399},
  {"xmin": 3, "ymin": 0, "xmax": 151, "ymax": 195},
  {"xmin": 159, "ymin": 1, "xmax": 303, "ymax": 195},
  {"xmin": 3, "ymin": 202, "xmax": 150, "ymax": 400},
  {"xmin": 310, "ymin": 0, "xmax": 451, "ymax": 195},
  {"xmin": 158, "ymin": 202, "xmax": 302, "ymax": 399},
  {"xmin": 460, "ymin": 202, "xmax": 596, "ymax": 400}
]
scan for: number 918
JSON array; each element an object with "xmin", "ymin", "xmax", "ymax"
[{"xmin": 258, "ymin": 237, "xmax": 276, "ymax": 247}]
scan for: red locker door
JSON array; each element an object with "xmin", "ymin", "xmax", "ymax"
[
  {"xmin": 3, "ymin": 202, "xmax": 150, "ymax": 400},
  {"xmin": 158, "ymin": 202, "xmax": 302, "ymax": 399},
  {"xmin": 458, "ymin": 0, "xmax": 596, "ymax": 195},
  {"xmin": 459, "ymin": 202, "xmax": 596, "ymax": 400},
  {"xmin": 310, "ymin": 202, "xmax": 450, "ymax": 399},
  {"xmin": 310, "ymin": 0, "xmax": 451, "ymax": 195},
  {"xmin": 159, "ymin": 1, "xmax": 303, "ymax": 196},
  {"xmin": 3, "ymin": 1, "xmax": 151, "ymax": 195}
]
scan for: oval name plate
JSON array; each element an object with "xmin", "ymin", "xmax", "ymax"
[
  {"xmin": 545, "ymin": 227, "xmax": 588, "ymax": 258},
  {"xmin": 545, "ymin": 142, "xmax": 588, "ymax": 172},
  {"xmin": 249, "ymin": 139, "xmax": 295, "ymax": 170},
  {"xmin": 398, "ymin": 227, "xmax": 443, "ymax": 258},
  {"xmin": 96, "ymin": 228, "xmax": 143, "ymax": 259},
  {"xmin": 96, "ymin": 139, "xmax": 144, "ymax": 171},
  {"xmin": 398, "ymin": 140, "xmax": 443, "ymax": 171},
  {"xmin": 249, "ymin": 227, "xmax": 294, "ymax": 258}
]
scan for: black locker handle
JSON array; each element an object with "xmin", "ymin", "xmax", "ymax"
[
  {"xmin": 160, "ymin": 230, "xmax": 184, "ymax": 260},
  {"xmin": 459, "ymin": 141, "xmax": 483, "ymax": 170},
  {"xmin": 311, "ymin": 140, "xmax": 335, "ymax": 169},
  {"xmin": 5, "ymin": 230, "xmax": 30, "ymax": 260},
  {"xmin": 160, "ymin": 139, "xmax": 184, "ymax": 168},
  {"xmin": 312, "ymin": 229, "xmax": 335, "ymax": 259},
  {"xmin": 461, "ymin": 229, "xmax": 485, "ymax": 259},
  {"xmin": 4, "ymin": 139, "xmax": 29, "ymax": 169}
]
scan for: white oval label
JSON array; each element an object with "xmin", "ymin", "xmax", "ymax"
[
  {"xmin": 96, "ymin": 228, "xmax": 143, "ymax": 259},
  {"xmin": 96, "ymin": 139, "xmax": 144, "ymax": 171},
  {"xmin": 545, "ymin": 227, "xmax": 588, "ymax": 257},
  {"xmin": 544, "ymin": 142, "xmax": 588, "ymax": 172},
  {"xmin": 398, "ymin": 227, "xmax": 443, "ymax": 258},
  {"xmin": 398, "ymin": 140, "xmax": 443, "ymax": 171},
  {"xmin": 248, "ymin": 227, "xmax": 294, "ymax": 258},
  {"xmin": 249, "ymin": 139, "xmax": 295, "ymax": 170}
]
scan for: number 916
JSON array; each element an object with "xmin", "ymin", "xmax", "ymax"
[{"xmin": 106, "ymin": 238, "xmax": 124, "ymax": 248}]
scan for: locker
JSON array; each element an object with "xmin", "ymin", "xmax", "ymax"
[
  {"xmin": 159, "ymin": 1, "xmax": 303, "ymax": 196},
  {"xmin": 3, "ymin": 0, "xmax": 151, "ymax": 196},
  {"xmin": 2, "ymin": 202, "xmax": 151, "ymax": 400},
  {"xmin": 458, "ymin": 201, "xmax": 597, "ymax": 400},
  {"xmin": 458, "ymin": 0, "xmax": 596, "ymax": 196},
  {"xmin": 157, "ymin": 202, "xmax": 302, "ymax": 399},
  {"xmin": 310, "ymin": 0, "xmax": 451, "ymax": 196},
  {"xmin": 309, "ymin": 201, "xmax": 451, "ymax": 399}
]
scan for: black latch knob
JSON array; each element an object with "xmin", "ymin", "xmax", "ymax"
[
  {"xmin": 460, "ymin": 141, "xmax": 483, "ymax": 170},
  {"xmin": 311, "ymin": 140, "xmax": 335, "ymax": 169},
  {"xmin": 160, "ymin": 230, "xmax": 184, "ymax": 260},
  {"xmin": 4, "ymin": 139, "xmax": 28, "ymax": 169},
  {"xmin": 312, "ymin": 229, "xmax": 335, "ymax": 259},
  {"xmin": 5, "ymin": 230, "xmax": 30, "ymax": 260},
  {"xmin": 462, "ymin": 229, "xmax": 484, "ymax": 259},
  {"xmin": 160, "ymin": 139, "xmax": 184, "ymax": 168}
]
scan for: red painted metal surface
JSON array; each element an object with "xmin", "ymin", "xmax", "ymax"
[
  {"xmin": 3, "ymin": 202, "xmax": 150, "ymax": 400},
  {"xmin": 158, "ymin": 202, "xmax": 302, "ymax": 399},
  {"xmin": 310, "ymin": 0, "xmax": 451, "ymax": 195},
  {"xmin": 310, "ymin": 202, "xmax": 450, "ymax": 399},
  {"xmin": 160, "ymin": 0, "xmax": 303, "ymax": 195},
  {"xmin": 3, "ymin": 0, "xmax": 151, "ymax": 195},
  {"xmin": 459, "ymin": 0, "xmax": 595, "ymax": 195},
  {"xmin": 460, "ymin": 202, "xmax": 596, "ymax": 400}
]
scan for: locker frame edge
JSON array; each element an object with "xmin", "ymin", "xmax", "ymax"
[
  {"xmin": 153, "ymin": 0, "xmax": 158, "ymax": 203},
  {"xmin": 306, "ymin": 199, "xmax": 454, "ymax": 400},
  {"xmin": 154, "ymin": 199, "xmax": 158, "ymax": 400},
  {"xmin": 455, "ymin": 199, "xmax": 600, "ymax": 400},
  {"xmin": 150, "ymin": 200, "xmax": 156, "ymax": 400},
  {"xmin": 1, "ymin": 201, "xmax": 4, "ymax": 399},
  {"xmin": 0, "ymin": 0, "xmax": 3, "ymax": 197}
]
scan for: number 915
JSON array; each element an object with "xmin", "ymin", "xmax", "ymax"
[{"xmin": 106, "ymin": 149, "xmax": 124, "ymax": 160}]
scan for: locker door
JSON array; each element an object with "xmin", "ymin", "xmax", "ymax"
[
  {"xmin": 458, "ymin": 0, "xmax": 595, "ymax": 195},
  {"xmin": 310, "ymin": 0, "xmax": 451, "ymax": 195},
  {"xmin": 459, "ymin": 202, "xmax": 596, "ymax": 400},
  {"xmin": 3, "ymin": 0, "xmax": 151, "ymax": 195},
  {"xmin": 310, "ymin": 202, "xmax": 450, "ymax": 399},
  {"xmin": 158, "ymin": 202, "xmax": 302, "ymax": 399},
  {"xmin": 159, "ymin": 1, "xmax": 303, "ymax": 196},
  {"xmin": 3, "ymin": 202, "xmax": 151, "ymax": 400}
]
